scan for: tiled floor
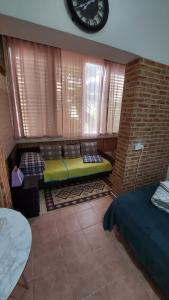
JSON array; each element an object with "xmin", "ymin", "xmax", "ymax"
[{"xmin": 11, "ymin": 195, "xmax": 164, "ymax": 300}]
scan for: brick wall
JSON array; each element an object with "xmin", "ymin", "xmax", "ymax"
[{"xmin": 112, "ymin": 58, "xmax": 169, "ymax": 195}]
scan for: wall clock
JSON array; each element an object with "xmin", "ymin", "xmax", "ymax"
[{"xmin": 67, "ymin": 0, "xmax": 109, "ymax": 33}]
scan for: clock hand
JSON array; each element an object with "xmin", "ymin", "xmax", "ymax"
[
  {"xmin": 76, "ymin": 0, "xmax": 95, "ymax": 10},
  {"xmin": 76, "ymin": 2, "xmax": 88, "ymax": 9},
  {"xmin": 83, "ymin": 0, "xmax": 96, "ymax": 10}
]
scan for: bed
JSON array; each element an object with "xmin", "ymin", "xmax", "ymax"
[
  {"xmin": 18, "ymin": 151, "xmax": 112, "ymax": 187},
  {"xmin": 103, "ymin": 183, "xmax": 169, "ymax": 299},
  {"xmin": 44, "ymin": 158, "xmax": 112, "ymax": 183}
]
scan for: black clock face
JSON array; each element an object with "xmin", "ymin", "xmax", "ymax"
[{"xmin": 67, "ymin": 0, "xmax": 109, "ymax": 32}]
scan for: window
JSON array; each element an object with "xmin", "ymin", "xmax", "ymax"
[
  {"xmin": 83, "ymin": 62, "xmax": 104, "ymax": 135},
  {"xmin": 61, "ymin": 50, "xmax": 83, "ymax": 137},
  {"xmin": 8, "ymin": 38, "xmax": 62, "ymax": 137},
  {"xmin": 107, "ymin": 68, "xmax": 125, "ymax": 134},
  {"xmin": 7, "ymin": 38, "xmax": 125, "ymax": 138}
]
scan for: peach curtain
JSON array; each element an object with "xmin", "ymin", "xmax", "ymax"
[
  {"xmin": 7, "ymin": 37, "xmax": 62, "ymax": 137},
  {"xmin": 82, "ymin": 57, "xmax": 108, "ymax": 136},
  {"xmin": 61, "ymin": 55, "xmax": 125, "ymax": 136},
  {"xmin": 107, "ymin": 63, "xmax": 125, "ymax": 134},
  {"xmin": 61, "ymin": 50, "xmax": 83, "ymax": 137},
  {"xmin": 61, "ymin": 53, "xmax": 113, "ymax": 137},
  {"xmin": 7, "ymin": 37, "xmax": 125, "ymax": 138},
  {"xmin": 0, "ymin": 144, "xmax": 12, "ymax": 208}
]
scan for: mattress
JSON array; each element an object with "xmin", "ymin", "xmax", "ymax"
[
  {"xmin": 103, "ymin": 184, "xmax": 169, "ymax": 299},
  {"xmin": 43, "ymin": 160, "xmax": 68, "ymax": 182},
  {"xmin": 63, "ymin": 157, "xmax": 112, "ymax": 178},
  {"xmin": 43, "ymin": 157, "xmax": 112, "ymax": 182}
]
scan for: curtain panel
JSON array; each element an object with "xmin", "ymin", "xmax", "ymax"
[
  {"xmin": 61, "ymin": 50, "xmax": 83, "ymax": 138},
  {"xmin": 107, "ymin": 63, "xmax": 125, "ymax": 134},
  {"xmin": 83, "ymin": 57, "xmax": 105, "ymax": 136},
  {"xmin": 7, "ymin": 37, "xmax": 125, "ymax": 138},
  {"xmin": 7, "ymin": 38, "xmax": 62, "ymax": 138}
]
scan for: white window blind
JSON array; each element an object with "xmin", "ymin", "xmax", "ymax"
[
  {"xmin": 107, "ymin": 65, "xmax": 125, "ymax": 134},
  {"xmin": 7, "ymin": 38, "xmax": 125, "ymax": 138},
  {"xmin": 8, "ymin": 38, "xmax": 62, "ymax": 137},
  {"xmin": 61, "ymin": 50, "xmax": 83, "ymax": 137},
  {"xmin": 83, "ymin": 62, "xmax": 104, "ymax": 136}
]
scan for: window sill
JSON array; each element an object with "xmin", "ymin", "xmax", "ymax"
[{"xmin": 16, "ymin": 134, "xmax": 118, "ymax": 144}]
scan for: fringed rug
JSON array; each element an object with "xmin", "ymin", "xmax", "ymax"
[{"xmin": 44, "ymin": 177, "xmax": 113, "ymax": 211}]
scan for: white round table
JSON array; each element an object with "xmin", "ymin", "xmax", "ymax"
[{"xmin": 0, "ymin": 208, "xmax": 32, "ymax": 300}]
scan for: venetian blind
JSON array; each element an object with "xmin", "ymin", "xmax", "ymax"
[
  {"xmin": 7, "ymin": 38, "xmax": 62, "ymax": 137},
  {"xmin": 7, "ymin": 37, "xmax": 125, "ymax": 138},
  {"xmin": 107, "ymin": 63, "xmax": 125, "ymax": 134}
]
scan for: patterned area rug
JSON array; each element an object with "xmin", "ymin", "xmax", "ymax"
[{"xmin": 44, "ymin": 177, "xmax": 113, "ymax": 211}]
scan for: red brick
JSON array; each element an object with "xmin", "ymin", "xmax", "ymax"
[{"xmin": 112, "ymin": 57, "xmax": 169, "ymax": 195}]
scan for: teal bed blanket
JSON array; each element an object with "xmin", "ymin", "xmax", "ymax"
[{"xmin": 103, "ymin": 184, "xmax": 169, "ymax": 299}]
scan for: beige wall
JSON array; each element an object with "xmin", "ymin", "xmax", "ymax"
[{"xmin": 0, "ymin": 72, "xmax": 15, "ymax": 158}]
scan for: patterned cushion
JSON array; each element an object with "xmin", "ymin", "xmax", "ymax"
[
  {"xmin": 63, "ymin": 144, "xmax": 81, "ymax": 159},
  {"xmin": 151, "ymin": 181, "xmax": 169, "ymax": 213},
  {"xmin": 83, "ymin": 155, "xmax": 103, "ymax": 163},
  {"xmin": 19, "ymin": 152, "xmax": 45, "ymax": 177},
  {"xmin": 81, "ymin": 142, "xmax": 98, "ymax": 155},
  {"xmin": 40, "ymin": 145, "xmax": 62, "ymax": 160}
]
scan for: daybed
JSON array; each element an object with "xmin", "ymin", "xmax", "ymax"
[
  {"xmin": 103, "ymin": 183, "xmax": 169, "ymax": 299},
  {"xmin": 43, "ymin": 158, "xmax": 112, "ymax": 183},
  {"xmin": 18, "ymin": 142, "xmax": 112, "ymax": 187}
]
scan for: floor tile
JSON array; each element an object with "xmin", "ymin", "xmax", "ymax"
[
  {"xmin": 107, "ymin": 277, "xmax": 135, "ymax": 300},
  {"xmin": 58, "ymin": 205, "xmax": 76, "ymax": 218},
  {"xmin": 100, "ymin": 258, "xmax": 132, "ymax": 285},
  {"xmin": 92, "ymin": 241, "xmax": 122, "ymax": 266},
  {"xmin": 90, "ymin": 196, "xmax": 112, "ymax": 208},
  {"xmin": 123, "ymin": 271, "xmax": 152, "ymax": 300},
  {"xmin": 74, "ymin": 201, "xmax": 92, "ymax": 213},
  {"xmin": 56, "ymin": 213, "xmax": 81, "ymax": 237},
  {"xmin": 86, "ymin": 197, "xmax": 112, "ymax": 222},
  {"xmin": 66, "ymin": 250, "xmax": 99, "ymax": 281},
  {"xmin": 77, "ymin": 207, "xmax": 100, "ymax": 229},
  {"xmin": 113, "ymin": 236, "xmax": 163, "ymax": 299},
  {"xmin": 70, "ymin": 266, "xmax": 106, "ymax": 300},
  {"xmin": 11, "ymin": 281, "xmax": 34, "ymax": 300},
  {"xmin": 31, "ymin": 212, "xmax": 59, "ymax": 246},
  {"xmin": 60, "ymin": 230, "xmax": 90, "ymax": 251},
  {"xmin": 33, "ymin": 239, "xmax": 64, "ymax": 279},
  {"xmin": 92, "ymin": 206, "xmax": 106, "ymax": 222},
  {"xmin": 143, "ymin": 281, "xmax": 163, "ymax": 299},
  {"xmin": 83, "ymin": 223, "xmax": 113, "ymax": 250},
  {"xmin": 24, "ymin": 250, "xmax": 33, "ymax": 282},
  {"xmin": 84, "ymin": 285, "xmax": 111, "ymax": 300},
  {"xmin": 144, "ymin": 282, "xmax": 162, "ymax": 300},
  {"xmin": 34, "ymin": 268, "xmax": 73, "ymax": 300},
  {"xmin": 60, "ymin": 230, "xmax": 91, "ymax": 262},
  {"xmin": 28, "ymin": 196, "xmax": 162, "ymax": 300},
  {"xmin": 125, "ymin": 265, "xmax": 162, "ymax": 300}
]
